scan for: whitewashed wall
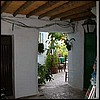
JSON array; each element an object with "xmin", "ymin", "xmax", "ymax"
[
  {"xmin": 1, "ymin": 19, "xmax": 39, "ymax": 98},
  {"xmin": 96, "ymin": 1, "xmax": 99, "ymax": 98},
  {"xmin": 68, "ymin": 21, "xmax": 84, "ymax": 90},
  {"xmin": 1, "ymin": 13, "xmax": 74, "ymax": 98},
  {"xmin": 2, "ymin": 11, "xmax": 98, "ymax": 97},
  {"xmin": 14, "ymin": 26, "xmax": 39, "ymax": 98},
  {"xmin": 1, "ymin": 19, "xmax": 12, "ymax": 34}
]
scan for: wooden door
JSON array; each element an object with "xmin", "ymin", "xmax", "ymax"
[
  {"xmin": 1, "ymin": 35, "xmax": 13, "ymax": 96},
  {"xmin": 84, "ymin": 32, "xmax": 97, "ymax": 90}
]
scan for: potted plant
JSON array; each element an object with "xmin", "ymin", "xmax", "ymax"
[
  {"xmin": 38, "ymin": 63, "xmax": 53, "ymax": 85},
  {"xmin": 45, "ymin": 50, "xmax": 60, "ymax": 74},
  {"xmin": 64, "ymin": 38, "xmax": 75, "ymax": 51},
  {"xmin": 38, "ymin": 43, "xmax": 44, "ymax": 53},
  {"xmin": 45, "ymin": 32, "xmax": 63, "ymax": 74}
]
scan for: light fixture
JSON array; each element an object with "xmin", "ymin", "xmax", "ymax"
[{"xmin": 82, "ymin": 18, "xmax": 96, "ymax": 33}]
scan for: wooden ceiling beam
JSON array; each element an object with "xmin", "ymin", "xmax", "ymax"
[
  {"xmin": 1, "ymin": 1, "xmax": 12, "ymax": 14},
  {"xmin": 38, "ymin": 1, "xmax": 93, "ymax": 19},
  {"xmin": 13, "ymin": 1, "xmax": 35, "ymax": 17},
  {"xmin": 1, "ymin": 1, "xmax": 5, "ymax": 6},
  {"xmin": 26, "ymin": 1, "xmax": 59, "ymax": 18},
  {"xmin": 60, "ymin": 11, "xmax": 93, "ymax": 21},
  {"xmin": 38, "ymin": 1, "xmax": 69, "ymax": 19},
  {"xmin": 49, "ymin": 1, "xmax": 96, "ymax": 20},
  {"xmin": 70, "ymin": 14, "xmax": 96, "ymax": 22}
]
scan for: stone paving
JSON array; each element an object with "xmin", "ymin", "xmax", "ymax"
[{"xmin": 22, "ymin": 70, "xmax": 86, "ymax": 99}]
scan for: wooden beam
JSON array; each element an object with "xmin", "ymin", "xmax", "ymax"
[
  {"xmin": 60, "ymin": 11, "xmax": 92, "ymax": 21},
  {"xmin": 70, "ymin": 14, "xmax": 96, "ymax": 22},
  {"xmin": 1, "ymin": 1, "xmax": 5, "ymax": 6},
  {"xmin": 38, "ymin": 1, "xmax": 69, "ymax": 19},
  {"xmin": 13, "ymin": 1, "xmax": 35, "ymax": 17},
  {"xmin": 49, "ymin": 1, "xmax": 96, "ymax": 20},
  {"xmin": 38, "ymin": 1, "xmax": 93, "ymax": 19},
  {"xmin": 26, "ymin": 1, "xmax": 59, "ymax": 18},
  {"xmin": 1, "ymin": 1, "xmax": 12, "ymax": 14}
]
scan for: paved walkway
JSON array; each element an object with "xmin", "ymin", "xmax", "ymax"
[{"xmin": 22, "ymin": 70, "xmax": 86, "ymax": 99}]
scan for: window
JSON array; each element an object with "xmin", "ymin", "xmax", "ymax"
[{"xmin": 39, "ymin": 32, "xmax": 43, "ymax": 43}]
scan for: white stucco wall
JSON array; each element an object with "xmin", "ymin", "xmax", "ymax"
[
  {"xmin": 1, "ymin": 19, "xmax": 39, "ymax": 98},
  {"xmin": 1, "ymin": 19, "xmax": 13, "ymax": 34},
  {"xmin": 14, "ymin": 26, "xmax": 39, "ymax": 98},
  {"xmin": 1, "ymin": 13, "xmax": 74, "ymax": 98},
  {"xmin": 96, "ymin": 1, "xmax": 99, "ymax": 98},
  {"xmin": 2, "ymin": 11, "xmax": 98, "ymax": 98},
  {"xmin": 68, "ymin": 21, "xmax": 84, "ymax": 90}
]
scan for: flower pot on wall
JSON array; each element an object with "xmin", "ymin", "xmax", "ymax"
[
  {"xmin": 64, "ymin": 38, "xmax": 75, "ymax": 51},
  {"xmin": 66, "ymin": 44, "xmax": 71, "ymax": 51},
  {"xmin": 38, "ymin": 43, "xmax": 44, "ymax": 53}
]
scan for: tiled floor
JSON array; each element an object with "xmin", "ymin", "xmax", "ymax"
[{"xmin": 21, "ymin": 70, "xmax": 86, "ymax": 99}]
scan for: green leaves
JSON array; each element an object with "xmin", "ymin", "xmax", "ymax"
[
  {"xmin": 64, "ymin": 38, "xmax": 75, "ymax": 51},
  {"xmin": 38, "ymin": 43, "xmax": 44, "ymax": 53},
  {"xmin": 48, "ymin": 32, "xmax": 65, "ymax": 41},
  {"xmin": 38, "ymin": 63, "xmax": 53, "ymax": 84}
]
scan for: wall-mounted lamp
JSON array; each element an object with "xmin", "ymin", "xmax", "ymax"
[{"xmin": 82, "ymin": 18, "xmax": 96, "ymax": 33}]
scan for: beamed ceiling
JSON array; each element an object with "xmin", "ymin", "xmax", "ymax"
[{"xmin": 1, "ymin": 1, "xmax": 96, "ymax": 22}]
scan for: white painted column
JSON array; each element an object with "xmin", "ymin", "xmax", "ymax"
[{"xmin": 96, "ymin": 1, "xmax": 99, "ymax": 99}]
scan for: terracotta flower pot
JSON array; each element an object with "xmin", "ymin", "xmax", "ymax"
[{"xmin": 50, "ymin": 67, "xmax": 58, "ymax": 74}]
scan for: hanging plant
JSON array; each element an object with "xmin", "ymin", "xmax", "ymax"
[
  {"xmin": 38, "ymin": 43, "xmax": 44, "ymax": 53},
  {"xmin": 64, "ymin": 38, "xmax": 75, "ymax": 51},
  {"xmin": 66, "ymin": 43, "xmax": 72, "ymax": 51}
]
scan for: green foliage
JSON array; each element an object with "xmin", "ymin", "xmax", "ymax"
[
  {"xmin": 45, "ymin": 50, "xmax": 60, "ymax": 69},
  {"xmin": 45, "ymin": 54, "xmax": 52, "ymax": 69},
  {"xmin": 53, "ymin": 50, "xmax": 60, "ymax": 67},
  {"xmin": 48, "ymin": 32, "xmax": 65, "ymax": 41},
  {"xmin": 64, "ymin": 38, "xmax": 75, "ymax": 51},
  {"xmin": 57, "ymin": 42, "xmax": 68, "ymax": 58},
  {"xmin": 38, "ymin": 63, "xmax": 53, "ymax": 84},
  {"xmin": 46, "ymin": 32, "xmax": 65, "ymax": 51},
  {"xmin": 45, "ymin": 32, "xmax": 67, "ymax": 69},
  {"xmin": 38, "ymin": 43, "xmax": 44, "ymax": 53}
]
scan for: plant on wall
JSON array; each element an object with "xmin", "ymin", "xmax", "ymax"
[
  {"xmin": 64, "ymin": 38, "xmax": 75, "ymax": 51},
  {"xmin": 38, "ymin": 43, "xmax": 44, "ymax": 53}
]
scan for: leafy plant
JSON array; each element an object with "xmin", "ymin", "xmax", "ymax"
[
  {"xmin": 38, "ymin": 63, "xmax": 53, "ymax": 84},
  {"xmin": 38, "ymin": 43, "xmax": 44, "ymax": 53},
  {"xmin": 46, "ymin": 33, "xmax": 63, "ymax": 65},
  {"xmin": 46, "ymin": 32, "xmax": 65, "ymax": 52},
  {"xmin": 57, "ymin": 42, "xmax": 68, "ymax": 58},
  {"xmin": 64, "ymin": 38, "xmax": 75, "ymax": 51},
  {"xmin": 45, "ymin": 51, "xmax": 60, "ymax": 69},
  {"xmin": 45, "ymin": 32, "xmax": 64, "ymax": 74},
  {"xmin": 45, "ymin": 54, "xmax": 52, "ymax": 69}
]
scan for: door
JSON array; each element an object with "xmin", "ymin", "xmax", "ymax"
[
  {"xmin": 1, "ymin": 35, "xmax": 13, "ymax": 96},
  {"xmin": 84, "ymin": 32, "xmax": 97, "ymax": 90}
]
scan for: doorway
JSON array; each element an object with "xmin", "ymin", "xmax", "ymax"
[
  {"xmin": 38, "ymin": 32, "xmax": 69, "ymax": 83},
  {"xmin": 84, "ymin": 32, "xmax": 97, "ymax": 90},
  {"xmin": 1, "ymin": 35, "xmax": 13, "ymax": 96}
]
